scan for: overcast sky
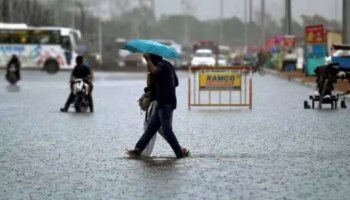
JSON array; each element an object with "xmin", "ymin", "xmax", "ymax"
[
  {"xmin": 62, "ymin": 0, "xmax": 343, "ymax": 23},
  {"xmin": 153, "ymin": 0, "xmax": 343, "ymax": 22}
]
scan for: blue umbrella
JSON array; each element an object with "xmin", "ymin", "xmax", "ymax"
[{"xmin": 122, "ymin": 39, "xmax": 180, "ymax": 59}]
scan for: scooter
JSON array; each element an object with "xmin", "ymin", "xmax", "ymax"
[
  {"xmin": 72, "ymin": 79, "xmax": 90, "ymax": 112},
  {"xmin": 6, "ymin": 65, "xmax": 19, "ymax": 85}
]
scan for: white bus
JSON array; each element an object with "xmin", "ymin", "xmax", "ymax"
[{"xmin": 0, "ymin": 23, "xmax": 82, "ymax": 73}]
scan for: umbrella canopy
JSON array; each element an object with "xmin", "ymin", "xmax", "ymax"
[{"xmin": 122, "ymin": 39, "xmax": 180, "ymax": 59}]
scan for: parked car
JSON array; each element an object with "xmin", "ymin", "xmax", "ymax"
[
  {"xmin": 190, "ymin": 49, "xmax": 215, "ymax": 66},
  {"xmin": 243, "ymin": 53, "xmax": 257, "ymax": 67},
  {"xmin": 325, "ymin": 45, "xmax": 350, "ymax": 70},
  {"xmin": 123, "ymin": 53, "xmax": 146, "ymax": 68},
  {"xmin": 179, "ymin": 53, "xmax": 191, "ymax": 69},
  {"xmin": 218, "ymin": 54, "xmax": 228, "ymax": 66}
]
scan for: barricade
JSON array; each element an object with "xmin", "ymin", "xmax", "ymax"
[{"xmin": 188, "ymin": 66, "xmax": 253, "ymax": 110}]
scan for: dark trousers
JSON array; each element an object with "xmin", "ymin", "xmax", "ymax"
[
  {"xmin": 135, "ymin": 104, "xmax": 183, "ymax": 158},
  {"xmin": 63, "ymin": 93, "xmax": 94, "ymax": 111},
  {"xmin": 63, "ymin": 92, "xmax": 75, "ymax": 109}
]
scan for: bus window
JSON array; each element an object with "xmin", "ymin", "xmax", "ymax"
[
  {"xmin": 12, "ymin": 30, "xmax": 30, "ymax": 44},
  {"xmin": 20, "ymin": 37, "xmax": 27, "ymax": 43},
  {"xmin": 31, "ymin": 30, "xmax": 60, "ymax": 44},
  {"xmin": 0, "ymin": 30, "xmax": 31, "ymax": 44},
  {"xmin": 0, "ymin": 31, "xmax": 11, "ymax": 43}
]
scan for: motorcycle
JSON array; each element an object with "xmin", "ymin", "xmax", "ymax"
[
  {"xmin": 6, "ymin": 64, "xmax": 19, "ymax": 85},
  {"xmin": 72, "ymin": 79, "xmax": 90, "ymax": 112}
]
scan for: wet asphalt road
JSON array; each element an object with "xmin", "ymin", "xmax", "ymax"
[{"xmin": 1, "ymin": 70, "xmax": 350, "ymax": 200}]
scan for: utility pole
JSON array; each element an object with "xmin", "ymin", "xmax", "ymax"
[
  {"xmin": 285, "ymin": 0, "xmax": 292, "ymax": 35},
  {"xmin": 98, "ymin": 19, "xmax": 103, "ymax": 64},
  {"xmin": 334, "ymin": 0, "xmax": 338, "ymax": 22},
  {"xmin": 249, "ymin": 0, "xmax": 253, "ymax": 23},
  {"xmin": 8, "ymin": 0, "xmax": 12, "ymax": 22},
  {"xmin": 243, "ymin": 0, "xmax": 248, "ymax": 52},
  {"xmin": 343, "ymin": 0, "xmax": 349, "ymax": 43},
  {"xmin": 72, "ymin": 11, "xmax": 76, "ymax": 29},
  {"xmin": 76, "ymin": 2, "xmax": 85, "ymax": 34},
  {"xmin": 219, "ymin": 0, "xmax": 224, "ymax": 45},
  {"xmin": 261, "ymin": 0, "xmax": 266, "ymax": 45},
  {"xmin": 150, "ymin": 0, "xmax": 155, "ymax": 17},
  {"xmin": 181, "ymin": 0, "xmax": 190, "ymax": 45},
  {"xmin": 71, "ymin": 0, "xmax": 76, "ymax": 28}
]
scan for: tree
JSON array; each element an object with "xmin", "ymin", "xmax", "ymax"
[
  {"xmin": 301, "ymin": 14, "xmax": 341, "ymax": 31},
  {"xmin": 0, "ymin": 0, "xmax": 11, "ymax": 22}
]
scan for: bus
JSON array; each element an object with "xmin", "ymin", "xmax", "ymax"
[{"xmin": 0, "ymin": 23, "xmax": 82, "ymax": 73}]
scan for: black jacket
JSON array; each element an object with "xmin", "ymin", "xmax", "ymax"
[
  {"xmin": 154, "ymin": 60, "xmax": 179, "ymax": 109},
  {"xmin": 7, "ymin": 57, "xmax": 21, "ymax": 71},
  {"xmin": 71, "ymin": 64, "xmax": 92, "ymax": 80}
]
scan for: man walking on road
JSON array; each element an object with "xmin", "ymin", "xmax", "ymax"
[{"xmin": 127, "ymin": 53, "xmax": 189, "ymax": 159}]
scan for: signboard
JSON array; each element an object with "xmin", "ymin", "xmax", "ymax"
[
  {"xmin": 284, "ymin": 35, "xmax": 296, "ymax": 49},
  {"xmin": 304, "ymin": 25, "xmax": 327, "ymax": 76},
  {"xmin": 199, "ymin": 70, "xmax": 241, "ymax": 90},
  {"xmin": 305, "ymin": 25, "xmax": 327, "ymax": 44},
  {"xmin": 310, "ymin": 44, "xmax": 327, "ymax": 57},
  {"xmin": 265, "ymin": 35, "xmax": 294, "ymax": 52},
  {"xmin": 265, "ymin": 37, "xmax": 278, "ymax": 50}
]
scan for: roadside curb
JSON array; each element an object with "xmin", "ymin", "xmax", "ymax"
[{"xmin": 264, "ymin": 68, "xmax": 350, "ymax": 102}]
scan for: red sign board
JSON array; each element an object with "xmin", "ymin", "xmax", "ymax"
[
  {"xmin": 284, "ymin": 36, "xmax": 296, "ymax": 49},
  {"xmin": 305, "ymin": 25, "xmax": 327, "ymax": 44},
  {"xmin": 265, "ymin": 35, "xmax": 296, "ymax": 51},
  {"xmin": 265, "ymin": 38, "xmax": 277, "ymax": 50}
]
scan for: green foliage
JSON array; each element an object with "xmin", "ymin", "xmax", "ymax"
[{"xmin": 301, "ymin": 14, "xmax": 341, "ymax": 31}]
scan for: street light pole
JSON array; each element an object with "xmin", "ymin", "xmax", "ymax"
[
  {"xmin": 261, "ymin": 0, "xmax": 266, "ymax": 45},
  {"xmin": 8, "ymin": 0, "xmax": 12, "ymax": 22},
  {"xmin": 98, "ymin": 19, "xmax": 103, "ymax": 64},
  {"xmin": 219, "ymin": 0, "xmax": 224, "ymax": 45},
  {"xmin": 243, "ymin": 0, "xmax": 248, "ymax": 53},
  {"xmin": 181, "ymin": 0, "xmax": 190, "ymax": 45},
  {"xmin": 285, "ymin": 0, "xmax": 292, "ymax": 35},
  {"xmin": 71, "ymin": 0, "xmax": 76, "ymax": 28},
  {"xmin": 76, "ymin": 2, "xmax": 85, "ymax": 34},
  {"xmin": 343, "ymin": 0, "xmax": 349, "ymax": 43},
  {"xmin": 249, "ymin": 0, "xmax": 253, "ymax": 23},
  {"xmin": 72, "ymin": 11, "xmax": 76, "ymax": 28}
]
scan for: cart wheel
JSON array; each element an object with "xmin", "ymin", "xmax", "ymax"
[
  {"xmin": 304, "ymin": 101, "xmax": 310, "ymax": 109},
  {"xmin": 341, "ymin": 101, "xmax": 347, "ymax": 109}
]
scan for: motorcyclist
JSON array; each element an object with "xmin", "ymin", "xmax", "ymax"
[
  {"xmin": 60, "ymin": 55, "xmax": 94, "ymax": 112},
  {"xmin": 6, "ymin": 55, "xmax": 21, "ymax": 80}
]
